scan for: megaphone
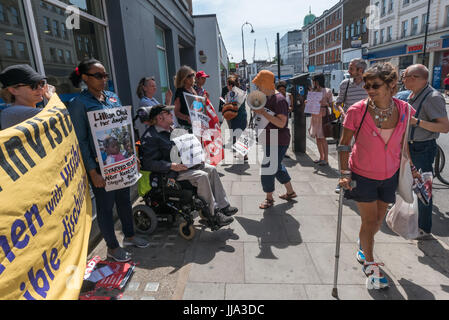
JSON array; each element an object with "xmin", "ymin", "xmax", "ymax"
[{"xmin": 246, "ymin": 90, "xmax": 267, "ymax": 111}]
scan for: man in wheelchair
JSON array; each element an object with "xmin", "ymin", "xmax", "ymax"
[{"xmin": 139, "ymin": 105, "xmax": 237, "ymax": 229}]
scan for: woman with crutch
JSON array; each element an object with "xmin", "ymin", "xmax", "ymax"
[{"xmin": 334, "ymin": 63, "xmax": 420, "ymax": 292}]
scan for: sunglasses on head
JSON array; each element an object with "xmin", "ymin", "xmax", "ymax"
[
  {"xmin": 363, "ymin": 82, "xmax": 384, "ymax": 90},
  {"xmin": 85, "ymin": 72, "xmax": 110, "ymax": 80},
  {"xmin": 14, "ymin": 79, "xmax": 47, "ymax": 90}
]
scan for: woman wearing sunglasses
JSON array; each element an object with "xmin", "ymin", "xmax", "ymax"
[
  {"xmin": 0, "ymin": 64, "xmax": 53, "ymax": 130},
  {"xmin": 68, "ymin": 58, "xmax": 149, "ymax": 263},
  {"xmin": 339, "ymin": 62, "xmax": 421, "ymax": 290},
  {"xmin": 173, "ymin": 65, "xmax": 198, "ymax": 131}
]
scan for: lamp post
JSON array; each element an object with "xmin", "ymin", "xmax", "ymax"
[
  {"xmin": 422, "ymin": 0, "xmax": 431, "ymax": 66},
  {"xmin": 241, "ymin": 21, "xmax": 255, "ymax": 88}
]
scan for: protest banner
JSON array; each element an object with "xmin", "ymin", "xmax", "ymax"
[
  {"xmin": 304, "ymin": 91, "xmax": 323, "ymax": 115},
  {"xmin": 183, "ymin": 93, "xmax": 224, "ymax": 166},
  {"xmin": 233, "ymin": 108, "xmax": 275, "ymax": 157},
  {"xmin": 87, "ymin": 106, "xmax": 141, "ymax": 192},
  {"xmin": 0, "ymin": 94, "xmax": 92, "ymax": 300}
]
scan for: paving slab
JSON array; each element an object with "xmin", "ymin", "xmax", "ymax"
[
  {"xmin": 183, "ymin": 282, "xmax": 226, "ymax": 300},
  {"xmin": 225, "ymin": 283, "xmax": 308, "ymax": 300}
]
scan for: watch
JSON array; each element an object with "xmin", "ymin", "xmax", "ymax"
[{"xmin": 416, "ymin": 119, "xmax": 421, "ymax": 127}]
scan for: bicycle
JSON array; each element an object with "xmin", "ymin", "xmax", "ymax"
[{"xmin": 434, "ymin": 144, "xmax": 449, "ymax": 186}]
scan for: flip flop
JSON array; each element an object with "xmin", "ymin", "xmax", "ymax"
[
  {"xmin": 259, "ymin": 198, "xmax": 274, "ymax": 209},
  {"xmin": 279, "ymin": 192, "xmax": 298, "ymax": 201}
]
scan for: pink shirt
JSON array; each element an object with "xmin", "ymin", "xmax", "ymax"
[{"xmin": 343, "ymin": 98, "xmax": 416, "ymax": 180}]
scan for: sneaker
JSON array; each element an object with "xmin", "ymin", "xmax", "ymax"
[
  {"xmin": 220, "ymin": 205, "xmax": 238, "ymax": 217},
  {"xmin": 123, "ymin": 236, "xmax": 150, "ymax": 248},
  {"xmin": 335, "ymin": 184, "xmax": 341, "ymax": 194},
  {"xmin": 415, "ymin": 229, "xmax": 433, "ymax": 240},
  {"xmin": 107, "ymin": 247, "xmax": 132, "ymax": 262},
  {"xmin": 363, "ymin": 262, "xmax": 389, "ymax": 290},
  {"xmin": 216, "ymin": 212, "xmax": 234, "ymax": 227},
  {"xmin": 356, "ymin": 239, "xmax": 366, "ymax": 264}
]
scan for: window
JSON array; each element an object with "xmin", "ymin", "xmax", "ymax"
[
  {"xmin": 0, "ymin": 4, "xmax": 4, "ymax": 22},
  {"xmin": 351, "ymin": 23, "xmax": 355, "ymax": 37},
  {"xmin": 44, "ymin": 17, "xmax": 51, "ymax": 34},
  {"xmin": 389, "ymin": 0, "xmax": 393, "ymax": 12},
  {"xmin": 10, "ymin": 7, "xmax": 19, "ymax": 25},
  {"xmin": 403, "ymin": 0, "xmax": 409, "ymax": 5},
  {"xmin": 446, "ymin": 6, "xmax": 449, "ymax": 27},
  {"xmin": 380, "ymin": 29, "xmax": 385, "ymax": 44},
  {"xmin": 52, "ymin": 20, "xmax": 60, "ymax": 37},
  {"xmin": 18, "ymin": 42, "xmax": 27, "ymax": 59},
  {"xmin": 345, "ymin": 25, "xmax": 349, "ymax": 40},
  {"xmin": 362, "ymin": 18, "xmax": 367, "ymax": 33},
  {"xmin": 411, "ymin": 17, "xmax": 418, "ymax": 36},
  {"xmin": 356, "ymin": 20, "xmax": 361, "ymax": 35},
  {"xmin": 374, "ymin": 31, "xmax": 378, "ymax": 45},
  {"xmin": 57, "ymin": 49, "xmax": 64, "ymax": 63},
  {"xmin": 387, "ymin": 26, "xmax": 393, "ymax": 41},
  {"xmin": 381, "ymin": 0, "xmax": 386, "ymax": 16},
  {"xmin": 401, "ymin": 20, "xmax": 408, "ymax": 38},
  {"xmin": 61, "ymin": 22, "xmax": 67, "ymax": 39},
  {"xmin": 5, "ymin": 40, "xmax": 14, "ymax": 57},
  {"xmin": 421, "ymin": 13, "xmax": 428, "ymax": 33},
  {"xmin": 155, "ymin": 26, "xmax": 170, "ymax": 104},
  {"xmin": 65, "ymin": 50, "xmax": 72, "ymax": 64}
]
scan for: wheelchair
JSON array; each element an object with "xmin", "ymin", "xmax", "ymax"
[{"xmin": 132, "ymin": 171, "xmax": 224, "ymax": 240}]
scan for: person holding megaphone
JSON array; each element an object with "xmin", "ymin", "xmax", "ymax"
[{"xmin": 251, "ymin": 70, "xmax": 296, "ymax": 209}]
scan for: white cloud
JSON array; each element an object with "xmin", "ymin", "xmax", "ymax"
[{"xmin": 193, "ymin": 0, "xmax": 340, "ymax": 63}]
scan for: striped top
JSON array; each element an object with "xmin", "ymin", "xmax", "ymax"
[{"xmin": 335, "ymin": 79, "xmax": 368, "ymax": 112}]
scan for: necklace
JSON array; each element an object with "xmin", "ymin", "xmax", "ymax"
[{"xmin": 369, "ymin": 99, "xmax": 394, "ymax": 128}]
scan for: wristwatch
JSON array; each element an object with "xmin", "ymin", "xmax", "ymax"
[{"xmin": 415, "ymin": 119, "xmax": 421, "ymax": 127}]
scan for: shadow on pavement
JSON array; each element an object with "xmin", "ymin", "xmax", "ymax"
[
  {"xmin": 398, "ymin": 278, "xmax": 436, "ymax": 300},
  {"xmin": 224, "ymin": 163, "xmax": 251, "ymax": 176},
  {"xmin": 417, "ymin": 240, "xmax": 449, "ymax": 280},
  {"xmin": 431, "ymin": 203, "xmax": 449, "ymax": 238}
]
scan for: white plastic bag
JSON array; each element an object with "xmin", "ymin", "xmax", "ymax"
[{"xmin": 386, "ymin": 194, "xmax": 419, "ymax": 240}]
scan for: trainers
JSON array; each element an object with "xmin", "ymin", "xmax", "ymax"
[
  {"xmin": 415, "ymin": 229, "xmax": 433, "ymax": 240},
  {"xmin": 216, "ymin": 212, "xmax": 234, "ymax": 227},
  {"xmin": 123, "ymin": 236, "xmax": 150, "ymax": 248},
  {"xmin": 107, "ymin": 247, "xmax": 132, "ymax": 262},
  {"xmin": 335, "ymin": 184, "xmax": 341, "ymax": 194},
  {"xmin": 363, "ymin": 262, "xmax": 389, "ymax": 290},
  {"xmin": 356, "ymin": 239, "xmax": 366, "ymax": 264},
  {"xmin": 220, "ymin": 205, "xmax": 238, "ymax": 217}
]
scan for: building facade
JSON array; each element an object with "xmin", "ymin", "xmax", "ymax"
[
  {"xmin": 279, "ymin": 30, "xmax": 304, "ymax": 74},
  {"xmin": 303, "ymin": 0, "xmax": 344, "ymax": 85},
  {"xmin": 342, "ymin": 0, "xmax": 370, "ymax": 70},
  {"xmin": 366, "ymin": 0, "xmax": 449, "ymax": 89},
  {"xmin": 193, "ymin": 14, "xmax": 228, "ymax": 110}
]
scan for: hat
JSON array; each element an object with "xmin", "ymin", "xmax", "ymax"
[
  {"xmin": 149, "ymin": 105, "xmax": 175, "ymax": 121},
  {"xmin": 196, "ymin": 71, "xmax": 210, "ymax": 79},
  {"xmin": 0, "ymin": 64, "xmax": 46, "ymax": 88},
  {"xmin": 252, "ymin": 70, "xmax": 275, "ymax": 91}
]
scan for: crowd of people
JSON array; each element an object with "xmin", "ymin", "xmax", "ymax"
[{"xmin": 1, "ymin": 55, "xmax": 449, "ymax": 291}]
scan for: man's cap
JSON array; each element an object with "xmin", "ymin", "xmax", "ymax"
[
  {"xmin": 252, "ymin": 70, "xmax": 275, "ymax": 91},
  {"xmin": 0, "ymin": 64, "xmax": 46, "ymax": 88},
  {"xmin": 149, "ymin": 105, "xmax": 175, "ymax": 120},
  {"xmin": 196, "ymin": 71, "xmax": 210, "ymax": 79}
]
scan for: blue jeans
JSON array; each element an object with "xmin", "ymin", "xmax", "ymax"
[
  {"xmin": 261, "ymin": 144, "xmax": 291, "ymax": 193},
  {"xmin": 409, "ymin": 139, "xmax": 437, "ymax": 233},
  {"xmin": 91, "ymin": 186, "xmax": 135, "ymax": 250}
]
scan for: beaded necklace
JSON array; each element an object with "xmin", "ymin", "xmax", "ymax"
[{"xmin": 369, "ymin": 99, "xmax": 394, "ymax": 128}]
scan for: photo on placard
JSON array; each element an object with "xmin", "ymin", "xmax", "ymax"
[{"xmin": 96, "ymin": 125, "xmax": 134, "ymax": 167}]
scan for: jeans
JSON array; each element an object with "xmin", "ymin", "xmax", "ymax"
[
  {"xmin": 261, "ymin": 144, "xmax": 291, "ymax": 193},
  {"xmin": 409, "ymin": 139, "xmax": 437, "ymax": 233},
  {"xmin": 92, "ymin": 186, "xmax": 135, "ymax": 250}
]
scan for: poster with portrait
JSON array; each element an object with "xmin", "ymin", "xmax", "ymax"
[{"xmin": 87, "ymin": 106, "xmax": 141, "ymax": 192}]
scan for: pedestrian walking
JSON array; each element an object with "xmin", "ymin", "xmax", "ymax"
[
  {"xmin": 68, "ymin": 58, "xmax": 149, "ymax": 262},
  {"xmin": 403, "ymin": 64, "xmax": 449, "ymax": 239},
  {"xmin": 251, "ymin": 70, "xmax": 296, "ymax": 209},
  {"xmin": 334, "ymin": 59, "xmax": 368, "ymax": 193},
  {"xmin": 339, "ymin": 62, "xmax": 421, "ymax": 290},
  {"xmin": 173, "ymin": 65, "xmax": 197, "ymax": 131},
  {"xmin": 308, "ymin": 73, "xmax": 333, "ymax": 166},
  {"xmin": 0, "ymin": 64, "xmax": 54, "ymax": 129}
]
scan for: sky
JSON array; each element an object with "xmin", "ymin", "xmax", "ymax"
[{"xmin": 192, "ymin": 0, "xmax": 340, "ymax": 63}]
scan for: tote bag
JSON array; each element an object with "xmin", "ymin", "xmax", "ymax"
[
  {"xmin": 397, "ymin": 103, "xmax": 414, "ymax": 203},
  {"xmin": 386, "ymin": 194, "xmax": 419, "ymax": 240}
]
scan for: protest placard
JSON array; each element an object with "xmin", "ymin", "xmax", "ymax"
[
  {"xmin": 304, "ymin": 91, "xmax": 323, "ymax": 115},
  {"xmin": 172, "ymin": 134, "xmax": 205, "ymax": 168}
]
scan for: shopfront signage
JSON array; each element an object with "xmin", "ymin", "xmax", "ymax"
[{"xmin": 407, "ymin": 40, "xmax": 442, "ymax": 53}]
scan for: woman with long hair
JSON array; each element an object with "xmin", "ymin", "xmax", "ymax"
[
  {"xmin": 173, "ymin": 65, "xmax": 197, "ymax": 131},
  {"xmin": 308, "ymin": 73, "xmax": 333, "ymax": 166},
  {"xmin": 68, "ymin": 58, "xmax": 149, "ymax": 262},
  {"xmin": 136, "ymin": 76, "xmax": 172, "ymax": 108},
  {"xmin": 339, "ymin": 62, "xmax": 421, "ymax": 290}
]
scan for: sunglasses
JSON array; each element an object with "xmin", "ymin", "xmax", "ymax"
[
  {"xmin": 85, "ymin": 72, "xmax": 110, "ymax": 80},
  {"xmin": 363, "ymin": 83, "xmax": 384, "ymax": 90},
  {"xmin": 14, "ymin": 79, "xmax": 47, "ymax": 90},
  {"xmin": 187, "ymin": 73, "xmax": 195, "ymax": 78}
]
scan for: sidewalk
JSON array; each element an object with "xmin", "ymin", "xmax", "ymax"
[{"xmin": 88, "ymin": 136, "xmax": 449, "ymax": 301}]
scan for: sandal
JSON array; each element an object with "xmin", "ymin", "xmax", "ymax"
[
  {"xmin": 259, "ymin": 198, "xmax": 274, "ymax": 209},
  {"xmin": 279, "ymin": 192, "xmax": 297, "ymax": 201}
]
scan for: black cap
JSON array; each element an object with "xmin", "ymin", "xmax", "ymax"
[
  {"xmin": 149, "ymin": 105, "xmax": 175, "ymax": 121},
  {"xmin": 0, "ymin": 64, "xmax": 46, "ymax": 88}
]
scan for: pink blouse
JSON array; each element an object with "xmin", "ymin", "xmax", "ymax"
[{"xmin": 343, "ymin": 98, "xmax": 416, "ymax": 180}]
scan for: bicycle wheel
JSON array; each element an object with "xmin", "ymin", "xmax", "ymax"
[{"xmin": 435, "ymin": 145, "xmax": 449, "ymax": 186}]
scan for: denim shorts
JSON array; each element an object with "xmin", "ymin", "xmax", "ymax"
[{"xmin": 344, "ymin": 170, "xmax": 399, "ymax": 204}]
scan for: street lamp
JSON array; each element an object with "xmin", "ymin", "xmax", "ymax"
[
  {"xmin": 422, "ymin": 0, "xmax": 431, "ymax": 66},
  {"xmin": 241, "ymin": 22, "xmax": 255, "ymax": 87}
]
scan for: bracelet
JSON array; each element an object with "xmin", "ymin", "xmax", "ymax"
[
  {"xmin": 340, "ymin": 169, "xmax": 351, "ymax": 174},
  {"xmin": 410, "ymin": 164, "xmax": 417, "ymax": 172},
  {"xmin": 340, "ymin": 173, "xmax": 352, "ymax": 179},
  {"xmin": 416, "ymin": 119, "xmax": 421, "ymax": 127}
]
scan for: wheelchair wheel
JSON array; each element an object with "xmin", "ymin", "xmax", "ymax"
[
  {"xmin": 179, "ymin": 221, "xmax": 195, "ymax": 240},
  {"xmin": 133, "ymin": 205, "xmax": 158, "ymax": 235}
]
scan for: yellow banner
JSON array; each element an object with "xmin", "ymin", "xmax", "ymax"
[{"xmin": 0, "ymin": 95, "xmax": 92, "ymax": 300}]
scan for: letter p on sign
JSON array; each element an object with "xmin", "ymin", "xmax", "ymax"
[{"xmin": 65, "ymin": 6, "xmax": 80, "ymax": 30}]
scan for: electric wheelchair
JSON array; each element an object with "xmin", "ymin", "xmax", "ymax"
[{"xmin": 132, "ymin": 171, "xmax": 225, "ymax": 240}]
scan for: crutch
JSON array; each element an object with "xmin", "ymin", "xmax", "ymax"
[{"xmin": 332, "ymin": 145, "xmax": 355, "ymax": 299}]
